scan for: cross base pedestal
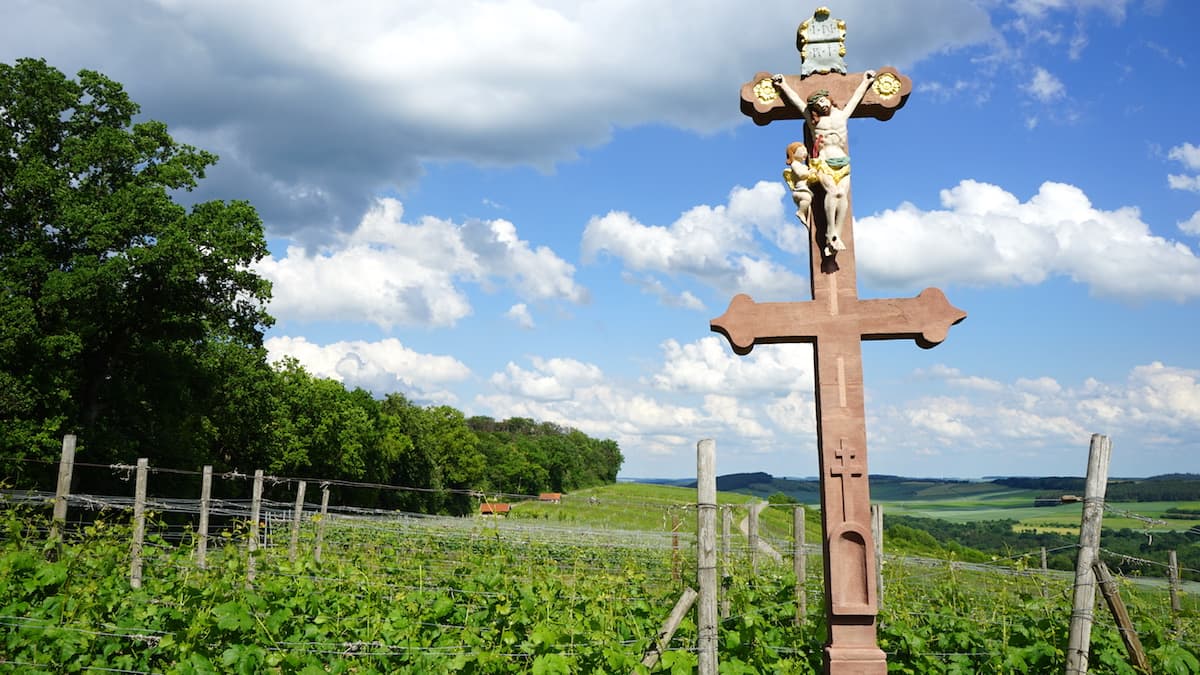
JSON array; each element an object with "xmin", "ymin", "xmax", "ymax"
[{"xmin": 825, "ymin": 645, "xmax": 887, "ymax": 674}]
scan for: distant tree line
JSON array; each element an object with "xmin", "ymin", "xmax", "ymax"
[
  {"xmin": 467, "ymin": 416, "xmax": 622, "ymax": 496},
  {"xmin": 0, "ymin": 58, "xmax": 622, "ymax": 516},
  {"xmin": 885, "ymin": 515, "xmax": 1199, "ymax": 582},
  {"xmin": 995, "ymin": 476, "xmax": 1200, "ymax": 502}
]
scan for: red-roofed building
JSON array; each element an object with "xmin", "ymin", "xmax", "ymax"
[{"xmin": 480, "ymin": 502, "xmax": 511, "ymax": 516}]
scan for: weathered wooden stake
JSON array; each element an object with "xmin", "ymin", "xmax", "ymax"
[
  {"xmin": 638, "ymin": 587, "xmax": 699, "ymax": 671},
  {"xmin": 871, "ymin": 503, "xmax": 884, "ymax": 608},
  {"xmin": 722, "ymin": 505, "xmax": 732, "ymax": 560},
  {"xmin": 197, "ymin": 465, "xmax": 212, "ymax": 569},
  {"xmin": 1041, "ymin": 546, "xmax": 1048, "ymax": 572},
  {"xmin": 671, "ymin": 509, "xmax": 681, "ymax": 582},
  {"xmin": 130, "ymin": 458, "xmax": 149, "ymax": 589},
  {"xmin": 289, "ymin": 480, "xmax": 306, "ymax": 562},
  {"xmin": 1066, "ymin": 433, "xmax": 1112, "ymax": 675},
  {"xmin": 721, "ymin": 505, "xmax": 732, "ymax": 619},
  {"xmin": 314, "ymin": 486, "xmax": 330, "ymax": 564},
  {"xmin": 47, "ymin": 434, "xmax": 77, "ymax": 559},
  {"xmin": 696, "ymin": 439, "xmax": 718, "ymax": 675},
  {"xmin": 1168, "ymin": 550, "xmax": 1182, "ymax": 615},
  {"xmin": 748, "ymin": 502, "xmax": 761, "ymax": 575},
  {"xmin": 794, "ymin": 505, "xmax": 807, "ymax": 626},
  {"xmin": 1093, "ymin": 561, "xmax": 1151, "ymax": 674},
  {"xmin": 247, "ymin": 469, "xmax": 264, "ymax": 582}
]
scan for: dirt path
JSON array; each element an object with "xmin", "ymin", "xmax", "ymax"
[{"xmin": 737, "ymin": 503, "xmax": 783, "ymax": 563}]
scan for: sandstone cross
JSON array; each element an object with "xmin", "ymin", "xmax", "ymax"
[{"xmin": 710, "ymin": 9, "xmax": 967, "ymax": 674}]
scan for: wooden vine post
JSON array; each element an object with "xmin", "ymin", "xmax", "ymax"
[
  {"xmin": 130, "ymin": 458, "xmax": 149, "ymax": 589},
  {"xmin": 638, "ymin": 587, "xmax": 699, "ymax": 671},
  {"xmin": 1167, "ymin": 550, "xmax": 1182, "ymax": 617},
  {"xmin": 671, "ymin": 509, "xmax": 681, "ymax": 582},
  {"xmin": 748, "ymin": 502, "xmax": 761, "ymax": 575},
  {"xmin": 289, "ymin": 480, "xmax": 307, "ymax": 562},
  {"xmin": 1093, "ymin": 561, "xmax": 1151, "ymax": 674},
  {"xmin": 315, "ymin": 486, "xmax": 331, "ymax": 564},
  {"xmin": 1065, "ymin": 433, "xmax": 1112, "ymax": 675},
  {"xmin": 794, "ymin": 505, "xmax": 807, "ymax": 626},
  {"xmin": 247, "ymin": 469, "xmax": 264, "ymax": 582},
  {"xmin": 47, "ymin": 434, "xmax": 77, "ymax": 559},
  {"xmin": 696, "ymin": 439, "xmax": 718, "ymax": 675},
  {"xmin": 197, "ymin": 465, "xmax": 213, "ymax": 569},
  {"xmin": 721, "ymin": 505, "xmax": 732, "ymax": 619},
  {"xmin": 871, "ymin": 503, "xmax": 883, "ymax": 608}
]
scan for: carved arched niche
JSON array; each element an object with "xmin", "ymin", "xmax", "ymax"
[{"xmin": 828, "ymin": 521, "xmax": 877, "ymax": 615}]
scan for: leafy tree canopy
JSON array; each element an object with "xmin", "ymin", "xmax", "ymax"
[{"xmin": 0, "ymin": 58, "xmax": 273, "ymax": 466}]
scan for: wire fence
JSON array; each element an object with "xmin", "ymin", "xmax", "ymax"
[
  {"xmin": 5, "ymin": 454, "xmax": 1198, "ymax": 584},
  {"xmin": 2, "ymin": 457, "xmax": 1197, "ymax": 673}
]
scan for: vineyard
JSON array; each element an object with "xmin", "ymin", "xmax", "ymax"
[{"xmin": 2, "ymin": 479, "xmax": 1199, "ymax": 674}]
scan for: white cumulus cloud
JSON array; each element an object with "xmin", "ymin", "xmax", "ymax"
[
  {"xmin": 256, "ymin": 198, "xmax": 587, "ymax": 329},
  {"xmin": 650, "ymin": 337, "xmax": 814, "ymax": 396},
  {"xmin": 766, "ymin": 391, "xmax": 817, "ymax": 434},
  {"xmin": 506, "ymin": 303, "xmax": 535, "ymax": 329},
  {"xmin": 475, "ymin": 348, "xmax": 796, "ymax": 458},
  {"xmin": 0, "ymin": 1, "xmax": 994, "ymax": 236},
  {"xmin": 265, "ymin": 335, "xmax": 471, "ymax": 403},
  {"xmin": 703, "ymin": 394, "xmax": 772, "ymax": 439},
  {"xmin": 1026, "ymin": 67, "xmax": 1065, "ymax": 102},
  {"xmin": 1179, "ymin": 211, "xmax": 1200, "ymax": 236},
  {"xmin": 1124, "ymin": 362, "xmax": 1200, "ymax": 427},
  {"xmin": 1168, "ymin": 143, "xmax": 1200, "ymax": 193},
  {"xmin": 1171, "ymin": 175, "xmax": 1200, "ymax": 193},
  {"xmin": 621, "ymin": 273, "xmax": 706, "ymax": 310},
  {"xmin": 922, "ymin": 364, "xmax": 1004, "ymax": 392},
  {"xmin": 582, "ymin": 181, "xmax": 806, "ymax": 301},
  {"xmin": 1011, "ymin": 0, "xmax": 1130, "ymax": 20},
  {"xmin": 856, "ymin": 180, "xmax": 1200, "ymax": 302},
  {"xmin": 490, "ymin": 357, "xmax": 605, "ymax": 401},
  {"xmin": 877, "ymin": 360, "xmax": 1200, "ymax": 466},
  {"xmin": 1168, "ymin": 143, "xmax": 1200, "ymax": 170}
]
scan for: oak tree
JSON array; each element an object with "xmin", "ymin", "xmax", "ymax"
[{"xmin": 0, "ymin": 59, "xmax": 273, "ymax": 469}]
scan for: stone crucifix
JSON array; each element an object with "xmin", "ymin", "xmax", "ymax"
[{"xmin": 711, "ymin": 8, "xmax": 967, "ymax": 674}]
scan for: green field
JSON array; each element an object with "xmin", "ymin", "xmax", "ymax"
[
  {"xmin": 724, "ymin": 473, "xmax": 1200, "ymax": 536},
  {"xmin": 881, "ymin": 498, "xmax": 1200, "ymax": 534},
  {"xmin": 507, "ymin": 483, "xmax": 809, "ymax": 543}
]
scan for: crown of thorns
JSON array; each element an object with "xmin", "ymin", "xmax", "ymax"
[{"xmin": 807, "ymin": 89, "xmax": 830, "ymax": 106}]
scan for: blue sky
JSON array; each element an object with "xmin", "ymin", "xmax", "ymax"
[{"xmin": 5, "ymin": 0, "xmax": 1198, "ymax": 479}]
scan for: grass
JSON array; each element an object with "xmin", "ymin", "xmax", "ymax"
[
  {"xmin": 500, "ymin": 483, "xmax": 819, "ymax": 549},
  {"xmin": 557, "ymin": 482, "xmax": 1199, "ymax": 547},
  {"xmin": 881, "ymin": 497, "xmax": 1200, "ymax": 533}
]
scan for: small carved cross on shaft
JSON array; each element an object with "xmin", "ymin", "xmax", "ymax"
[
  {"xmin": 712, "ymin": 63, "xmax": 966, "ymax": 675},
  {"xmin": 829, "ymin": 438, "xmax": 864, "ymax": 519}
]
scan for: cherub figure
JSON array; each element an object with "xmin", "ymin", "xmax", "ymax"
[
  {"xmin": 772, "ymin": 70, "xmax": 876, "ymax": 255},
  {"xmin": 783, "ymin": 141, "xmax": 816, "ymax": 227}
]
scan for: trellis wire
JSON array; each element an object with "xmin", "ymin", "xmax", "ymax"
[{"xmin": 3, "ymin": 457, "xmax": 1195, "ymax": 671}]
